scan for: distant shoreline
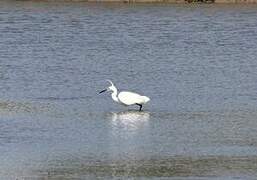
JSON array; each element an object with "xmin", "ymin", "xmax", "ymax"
[{"xmin": 20, "ymin": 0, "xmax": 257, "ymax": 3}]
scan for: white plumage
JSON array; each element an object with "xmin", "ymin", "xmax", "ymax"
[
  {"xmin": 99, "ymin": 80, "xmax": 150, "ymax": 111},
  {"xmin": 118, "ymin": 92, "xmax": 150, "ymax": 105}
]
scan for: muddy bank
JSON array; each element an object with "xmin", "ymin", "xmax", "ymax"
[
  {"xmin": 33, "ymin": 156, "xmax": 257, "ymax": 179},
  {"xmin": 21, "ymin": 0, "xmax": 257, "ymax": 3}
]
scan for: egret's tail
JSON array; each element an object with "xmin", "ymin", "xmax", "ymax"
[{"xmin": 142, "ymin": 96, "xmax": 150, "ymax": 103}]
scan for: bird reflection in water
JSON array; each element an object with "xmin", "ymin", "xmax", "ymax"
[{"xmin": 109, "ymin": 110, "xmax": 150, "ymax": 132}]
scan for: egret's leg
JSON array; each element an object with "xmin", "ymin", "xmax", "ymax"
[
  {"xmin": 136, "ymin": 103, "xmax": 142, "ymax": 111},
  {"xmin": 139, "ymin": 105, "xmax": 142, "ymax": 111}
]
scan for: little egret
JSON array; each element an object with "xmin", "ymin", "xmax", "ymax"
[{"xmin": 99, "ymin": 80, "xmax": 150, "ymax": 111}]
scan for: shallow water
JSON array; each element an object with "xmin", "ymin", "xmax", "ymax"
[{"xmin": 1, "ymin": 1, "xmax": 257, "ymax": 179}]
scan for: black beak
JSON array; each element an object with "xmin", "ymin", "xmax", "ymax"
[{"xmin": 99, "ymin": 89, "xmax": 107, "ymax": 94}]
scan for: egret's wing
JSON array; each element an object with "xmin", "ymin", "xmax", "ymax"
[{"xmin": 118, "ymin": 91, "xmax": 143, "ymax": 105}]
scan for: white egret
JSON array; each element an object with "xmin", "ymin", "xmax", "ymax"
[{"xmin": 99, "ymin": 80, "xmax": 150, "ymax": 111}]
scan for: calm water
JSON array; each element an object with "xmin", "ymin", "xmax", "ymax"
[{"xmin": 1, "ymin": 1, "xmax": 257, "ymax": 179}]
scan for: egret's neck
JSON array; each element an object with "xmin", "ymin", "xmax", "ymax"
[{"xmin": 111, "ymin": 86, "xmax": 119, "ymax": 103}]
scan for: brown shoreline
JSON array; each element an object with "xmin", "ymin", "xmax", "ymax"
[{"xmin": 17, "ymin": 0, "xmax": 257, "ymax": 3}]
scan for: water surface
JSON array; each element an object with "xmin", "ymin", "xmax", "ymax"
[{"xmin": 1, "ymin": 1, "xmax": 257, "ymax": 179}]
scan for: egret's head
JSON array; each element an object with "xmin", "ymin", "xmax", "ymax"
[
  {"xmin": 99, "ymin": 80, "xmax": 116, "ymax": 94},
  {"xmin": 107, "ymin": 80, "xmax": 116, "ymax": 92}
]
